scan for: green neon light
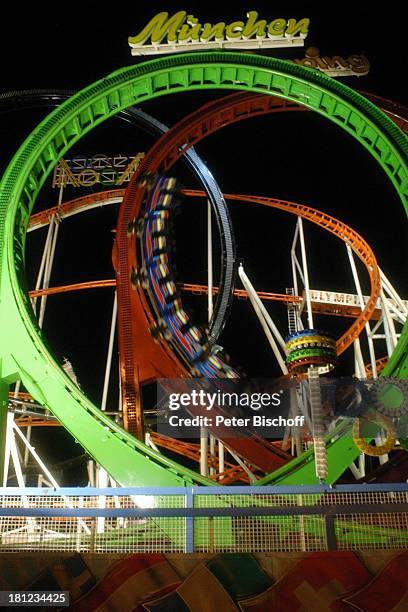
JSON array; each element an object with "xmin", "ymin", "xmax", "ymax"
[{"xmin": 0, "ymin": 52, "xmax": 406, "ymax": 487}]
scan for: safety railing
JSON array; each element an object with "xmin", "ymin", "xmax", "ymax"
[{"xmin": 0, "ymin": 484, "xmax": 407, "ymax": 554}]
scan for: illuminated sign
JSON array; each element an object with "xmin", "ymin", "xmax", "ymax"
[
  {"xmin": 310, "ymin": 290, "xmax": 407, "ymax": 313},
  {"xmin": 291, "ymin": 47, "xmax": 370, "ymax": 77},
  {"xmin": 128, "ymin": 11, "xmax": 310, "ymax": 55},
  {"xmin": 52, "ymin": 153, "xmax": 144, "ymax": 188}
]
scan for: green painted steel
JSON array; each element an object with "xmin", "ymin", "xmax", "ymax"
[
  {"xmin": 0, "ymin": 52, "xmax": 406, "ymax": 487},
  {"xmin": 0, "ymin": 382, "xmax": 8, "ymax": 482}
]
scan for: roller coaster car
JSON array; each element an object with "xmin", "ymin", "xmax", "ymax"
[
  {"xmin": 138, "ymin": 170, "xmax": 158, "ymax": 191},
  {"xmin": 150, "ymin": 320, "xmax": 172, "ymax": 342},
  {"xmin": 158, "ymin": 196, "xmax": 183, "ymax": 216},
  {"xmin": 178, "ymin": 319, "xmax": 195, "ymax": 335},
  {"xmin": 127, "ymin": 218, "xmax": 137, "ymax": 236},
  {"xmin": 159, "ymin": 178, "xmax": 179, "ymax": 196},
  {"xmin": 190, "ymin": 324, "xmax": 208, "ymax": 346},
  {"xmin": 152, "ymin": 228, "xmax": 169, "ymax": 238},
  {"xmin": 158, "ymin": 273, "xmax": 173, "ymax": 285},
  {"xmin": 130, "ymin": 267, "xmax": 138, "ymax": 289},
  {"xmin": 164, "ymin": 290, "xmax": 182, "ymax": 305},
  {"xmin": 130, "ymin": 266, "xmax": 148, "ymax": 290},
  {"xmin": 163, "ymin": 298, "xmax": 183, "ymax": 314},
  {"xmin": 192, "ymin": 344, "xmax": 211, "ymax": 364},
  {"xmin": 157, "ymin": 317, "xmax": 172, "ymax": 341},
  {"xmin": 135, "ymin": 218, "xmax": 145, "ymax": 238},
  {"xmin": 149, "ymin": 324, "xmax": 161, "ymax": 341}
]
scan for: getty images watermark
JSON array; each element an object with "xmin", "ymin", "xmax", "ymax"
[
  {"xmin": 166, "ymin": 388, "xmax": 304, "ymax": 429},
  {"xmin": 156, "ymin": 379, "xmax": 306, "ymax": 439},
  {"xmin": 155, "ymin": 377, "xmax": 408, "ymax": 440}
]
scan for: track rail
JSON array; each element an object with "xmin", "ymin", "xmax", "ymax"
[
  {"xmin": 27, "ymin": 187, "xmax": 398, "ymax": 476},
  {"xmin": 0, "ymin": 90, "xmax": 235, "ymax": 352},
  {"xmin": 116, "ymin": 87, "xmax": 407, "ymax": 440},
  {"xmin": 29, "ymin": 279, "xmax": 390, "ymax": 320},
  {"xmin": 0, "ymin": 53, "xmax": 406, "ymax": 487},
  {"xmin": 30, "ymin": 187, "xmax": 382, "ymax": 350}
]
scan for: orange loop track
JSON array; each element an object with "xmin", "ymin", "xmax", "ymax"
[
  {"xmin": 30, "ymin": 188, "xmax": 381, "ymax": 354},
  {"xmin": 113, "ymin": 89, "xmax": 408, "ymax": 441},
  {"xmin": 184, "ymin": 189, "xmax": 381, "ymax": 355},
  {"xmin": 113, "ymin": 88, "xmax": 408, "ymax": 458},
  {"xmin": 29, "ymin": 279, "xmax": 300, "ymax": 304}
]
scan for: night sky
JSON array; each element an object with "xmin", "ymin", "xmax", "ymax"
[{"xmin": 1, "ymin": 2, "xmax": 406, "ymax": 482}]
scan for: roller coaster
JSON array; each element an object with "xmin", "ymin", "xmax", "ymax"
[{"xmin": 0, "ymin": 52, "xmax": 407, "ymax": 492}]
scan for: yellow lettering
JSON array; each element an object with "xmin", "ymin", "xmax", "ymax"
[
  {"xmin": 129, "ymin": 11, "xmax": 312, "ymax": 51},
  {"xmin": 225, "ymin": 21, "xmax": 244, "ymax": 40},
  {"xmin": 128, "ymin": 11, "xmax": 187, "ymax": 46},
  {"xmin": 242, "ymin": 11, "xmax": 267, "ymax": 40},
  {"xmin": 285, "ymin": 17, "xmax": 310, "ymax": 38},
  {"xmin": 178, "ymin": 15, "xmax": 201, "ymax": 42},
  {"xmin": 200, "ymin": 21, "xmax": 226, "ymax": 42},
  {"xmin": 268, "ymin": 18, "xmax": 287, "ymax": 37}
]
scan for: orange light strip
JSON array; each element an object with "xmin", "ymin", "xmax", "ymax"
[
  {"xmin": 183, "ymin": 189, "xmax": 381, "ymax": 356},
  {"xmin": 28, "ymin": 279, "xmax": 300, "ymax": 303}
]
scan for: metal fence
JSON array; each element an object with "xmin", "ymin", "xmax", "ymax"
[{"xmin": 0, "ymin": 484, "xmax": 407, "ymax": 554}]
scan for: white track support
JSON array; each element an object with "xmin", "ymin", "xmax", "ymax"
[
  {"xmin": 375, "ymin": 433, "xmax": 389, "ymax": 465},
  {"xmin": 206, "ymin": 199, "xmax": 216, "ymax": 476},
  {"xmin": 13, "ymin": 423, "xmax": 58, "ymax": 489},
  {"xmin": 8, "ymin": 416, "xmax": 25, "ymax": 487},
  {"xmin": 296, "ymin": 384, "xmax": 313, "ymax": 432},
  {"xmin": 238, "ymin": 265, "xmax": 288, "ymax": 374},
  {"xmin": 96, "ymin": 467, "xmax": 108, "ymax": 534},
  {"xmin": 353, "ymin": 339, "xmax": 367, "ymax": 379},
  {"xmin": 346, "ymin": 244, "xmax": 377, "ymax": 378},
  {"xmin": 225, "ymin": 447, "xmax": 258, "ymax": 484},
  {"xmin": 31, "ymin": 216, "xmax": 55, "ymax": 313},
  {"xmin": 291, "ymin": 222, "xmax": 300, "ymax": 295},
  {"xmin": 282, "ymin": 390, "xmax": 303, "ymax": 457},
  {"xmin": 199, "ymin": 428, "xmax": 208, "ymax": 477},
  {"xmin": 38, "ymin": 217, "xmax": 60, "ymax": 329},
  {"xmin": 2, "ymin": 382, "xmax": 22, "ymax": 486},
  {"xmin": 37, "ymin": 182, "xmax": 64, "ymax": 328},
  {"xmin": 240, "ymin": 267, "xmax": 287, "ymax": 352},
  {"xmin": 218, "ymin": 440, "xmax": 225, "ymax": 478},
  {"xmin": 23, "ymin": 427, "xmax": 32, "ymax": 483},
  {"xmin": 101, "ymin": 291, "xmax": 118, "ymax": 411},
  {"xmin": 308, "ymin": 367, "xmax": 328, "ymax": 482},
  {"xmin": 118, "ymin": 361, "xmax": 122, "ymax": 414},
  {"xmin": 349, "ymin": 453, "xmax": 366, "ymax": 480},
  {"xmin": 145, "ymin": 432, "xmax": 160, "ymax": 453},
  {"xmin": 2, "ymin": 414, "xmax": 13, "ymax": 487},
  {"xmin": 87, "ymin": 461, "xmax": 95, "ymax": 487},
  {"xmin": 209, "ymin": 435, "xmax": 216, "ymax": 476},
  {"xmin": 290, "ymin": 219, "xmax": 312, "ymax": 327},
  {"xmin": 380, "ymin": 289, "xmax": 399, "ymax": 354},
  {"xmin": 13, "ymin": 423, "xmax": 90, "ymax": 534},
  {"xmin": 380, "ymin": 268, "xmax": 408, "ymax": 320},
  {"xmin": 12, "ymin": 381, "xmax": 32, "ymax": 484},
  {"xmin": 7, "ymin": 417, "xmax": 36, "ymax": 531},
  {"xmin": 297, "ymin": 218, "xmax": 314, "ymax": 328},
  {"xmin": 207, "ymin": 199, "xmax": 214, "ymax": 321},
  {"xmin": 108, "ymin": 477, "xmax": 124, "ymax": 528}
]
